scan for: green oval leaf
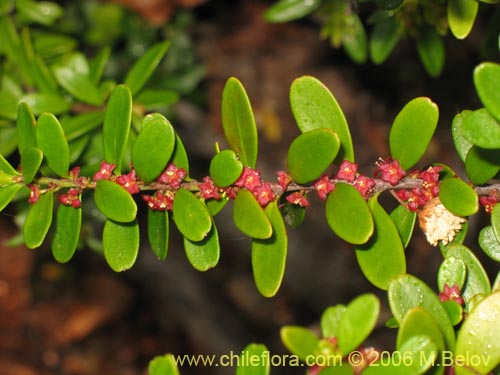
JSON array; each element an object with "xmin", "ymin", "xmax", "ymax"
[
  {"xmin": 94, "ymin": 180, "xmax": 137, "ymax": 222},
  {"xmin": 233, "ymin": 189, "xmax": 272, "ymax": 239},
  {"xmin": 209, "ymin": 149, "xmax": 244, "ymax": 187},
  {"xmin": 326, "ymin": 183, "xmax": 374, "ymax": 245},
  {"xmin": 103, "ymin": 219, "xmax": 139, "ymax": 272},
  {"xmin": 24, "ymin": 191, "xmax": 54, "ymax": 249},
  {"xmin": 445, "ymin": 244, "xmax": 491, "ymax": 305},
  {"xmin": 221, "ymin": 77, "xmax": 258, "ymax": 168},
  {"xmin": 448, "ymin": 0, "xmax": 478, "ymax": 40},
  {"xmin": 461, "ymin": 108, "xmax": 500, "ymax": 149},
  {"xmin": 479, "ymin": 225, "xmax": 500, "ymax": 262},
  {"xmin": 0, "ymin": 184, "xmax": 22, "ymax": 211},
  {"xmin": 338, "ymin": 294, "xmax": 380, "ymax": 355},
  {"xmin": 465, "ymin": 146, "xmax": 500, "ymax": 185},
  {"xmin": 370, "ymin": 15, "xmax": 403, "ymax": 64},
  {"xmin": 125, "ymin": 41, "xmax": 170, "ymax": 96},
  {"xmin": 171, "ymin": 133, "xmax": 190, "ymax": 174},
  {"xmin": 416, "ymin": 27, "xmax": 445, "ymax": 77},
  {"xmin": 252, "ymin": 201, "xmax": 288, "ymax": 297},
  {"xmin": 438, "ymin": 177, "xmax": 478, "ymax": 217},
  {"xmin": 21, "ymin": 93, "xmax": 70, "ymax": 115},
  {"xmin": 321, "ymin": 305, "xmax": 347, "ymax": 339},
  {"xmin": 264, "ymin": 0, "xmax": 322, "ymax": 23},
  {"xmin": 149, "ymin": 354, "xmax": 179, "ymax": 375},
  {"xmin": 474, "ymin": 62, "xmax": 500, "ymax": 122},
  {"xmin": 388, "ymin": 274, "xmax": 456, "ymax": 350},
  {"xmin": 290, "ymin": 76, "xmax": 354, "ymax": 162},
  {"xmin": 61, "ymin": 111, "xmax": 105, "ymax": 141},
  {"xmin": 184, "ymin": 219, "xmax": 220, "ymax": 271},
  {"xmin": 136, "ymin": 89, "xmax": 179, "ymax": 109},
  {"xmin": 389, "ymin": 97, "xmax": 439, "ymax": 170},
  {"xmin": 148, "ymin": 209, "xmax": 169, "ymax": 260},
  {"xmin": 455, "ymin": 292, "xmax": 500, "ymax": 375},
  {"xmin": 288, "ymin": 129, "xmax": 340, "ymax": 184},
  {"xmin": 52, "ymin": 66, "xmax": 103, "ymax": 106},
  {"xmin": 280, "ymin": 326, "xmax": 319, "ymax": 362},
  {"xmin": 438, "ymin": 256, "xmax": 467, "ymax": 291},
  {"xmin": 20, "ymin": 146, "xmax": 43, "ymax": 184},
  {"xmin": 103, "ymin": 84, "xmax": 132, "ymax": 173},
  {"xmin": 52, "ymin": 203, "xmax": 81, "ymax": 263},
  {"xmin": 452, "ymin": 111, "xmax": 473, "ymax": 163},
  {"xmin": 390, "ymin": 205, "xmax": 416, "ymax": 248},
  {"xmin": 172, "ymin": 188, "xmax": 212, "ymax": 242},
  {"xmin": 236, "ymin": 343, "xmax": 270, "ymax": 375},
  {"xmin": 355, "ymin": 196, "xmax": 406, "ymax": 290},
  {"xmin": 342, "ymin": 13, "xmax": 368, "ymax": 64},
  {"xmin": 36, "ymin": 113, "xmax": 69, "ymax": 177},
  {"xmin": 132, "ymin": 115, "xmax": 175, "ymax": 183},
  {"xmin": 16, "ymin": 102, "xmax": 36, "ymax": 154},
  {"xmin": 394, "ymin": 335, "xmax": 439, "ymax": 375}
]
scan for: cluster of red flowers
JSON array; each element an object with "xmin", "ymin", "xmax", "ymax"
[
  {"xmin": 396, "ymin": 165, "xmax": 442, "ymax": 212},
  {"xmin": 479, "ymin": 189, "xmax": 499, "ymax": 214},
  {"xmin": 142, "ymin": 163, "xmax": 187, "ymax": 211},
  {"xmin": 438, "ymin": 283, "xmax": 465, "ymax": 306}
]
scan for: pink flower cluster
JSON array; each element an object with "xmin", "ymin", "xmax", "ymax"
[
  {"xmin": 438, "ymin": 283, "xmax": 464, "ymax": 306},
  {"xmin": 479, "ymin": 189, "xmax": 499, "ymax": 214},
  {"xmin": 396, "ymin": 165, "xmax": 442, "ymax": 212},
  {"xmin": 142, "ymin": 163, "xmax": 187, "ymax": 211},
  {"xmin": 336, "ymin": 160, "xmax": 376, "ymax": 199},
  {"xmin": 375, "ymin": 158, "xmax": 406, "ymax": 186},
  {"xmin": 232, "ymin": 167, "xmax": 276, "ymax": 207},
  {"xmin": 59, "ymin": 188, "xmax": 82, "ymax": 208}
]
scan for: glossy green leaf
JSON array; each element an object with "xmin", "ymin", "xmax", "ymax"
[
  {"xmin": 448, "ymin": 0, "xmax": 478, "ymax": 40},
  {"xmin": 390, "ymin": 205, "xmax": 416, "ymax": 248},
  {"xmin": 51, "ymin": 203, "xmax": 81, "ymax": 263},
  {"xmin": 16, "ymin": 102, "xmax": 36, "ymax": 154},
  {"xmin": 103, "ymin": 85, "xmax": 132, "ymax": 173},
  {"xmin": 416, "ymin": 27, "xmax": 445, "ymax": 77},
  {"xmin": 394, "ymin": 335, "xmax": 438, "ymax": 375},
  {"xmin": 455, "ymin": 292, "xmax": 500, "ymax": 375},
  {"xmin": 342, "ymin": 13, "xmax": 368, "ymax": 64},
  {"xmin": 0, "ymin": 184, "xmax": 22, "ymax": 211},
  {"xmin": 479, "ymin": 225, "xmax": 500, "ymax": 262},
  {"xmin": 452, "ymin": 111, "xmax": 473, "ymax": 163},
  {"xmin": 389, "ymin": 97, "xmax": 439, "ymax": 170},
  {"xmin": 355, "ymin": 196, "xmax": 406, "ymax": 290},
  {"xmin": 288, "ymin": 129, "xmax": 339, "ymax": 183},
  {"xmin": 264, "ymin": 0, "xmax": 321, "ymax": 22},
  {"xmin": 132, "ymin": 115, "xmax": 175, "ymax": 183},
  {"xmin": 438, "ymin": 178, "xmax": 478, "ymax": 217},
  {"xmin": 280, "ymin": 326, "xmax": 319, "ymax": 362},
  {"xmin": 252, "ymin": 201, "xmax": 288, "ymax": 297},
  {"xmin": 320, "ymin": 305, "xmax": 346, "ymax": 339},
  {"xmin": 445, "ymin": 244, "xmax": 491, "ymax": 305},
  {"xmin": 20, "ymin": 93, "xmax": 70, "ymax": 115},
  {"xmin": 461, "ymin": 108, "xmax": 500, "ymax": 149},
  {"xmin": 326, "ymin": 183, "xmax": 373, "ymax": 245},
  {"xmin": 89, "ymin": 46, "xmax": 111, "ymax": 85},
  {"xmin": 148, "ymin": 209, "xmax": 169, "ymax": 260},
  {"xmin": 221, "ymin": 77, "xmax": 258, "ymax": 168},
  {"xmin": 233, "ymin": 189, "xmax": 272, "ymax": 239},
  {"xmin": 184, "ymin": 219, "xmax": 220, "ymax": 271},
  {"xmin": 438, "ymin": 256, "xmax": 467, "ymax": 291},
  {"xmin": 465, "ymin": 146, "xmax": 500, "ymax": 185},
  {"xmin": 171, "ymin": 133, "xmax": 190, "ymax": 174},
  {"xmin": 103, "ymin": 219, "xmax": 139, "ymax": 272},
  {"xmin": 136, "ymin": 89, "xmax": 179, "ymax": 109},
  {"xmin": 338, "ymin": 294, "xmax": 380, "ymax": 355},
  {"xmin": 0, "ymin": 152, "xmax": 19, "ymax": 176},
  {"xmin": 20, "ymin": 146, "xmax": 43, "ymax": 184},
  {"xmin": 52, "ymin": 66, "xmax": 103, "ymax": 106},
  {"xmin": 125, "ymin": 41, "xmax": 170, "ymax": 96},
  {"xmin": 210, "ymin": 149, "xmax": 244, "ymax": 187},
  {"xmin": 474, "ymin": 62, "xmax": 500, "ymax": 122},
  {"xmin": 370, "ymin": 16, "xmax": 403, "ymax": 64},
  {"xmin": 388, "ymin": 274, "xmax": 456, "ymax": 350},
  {"xmin": 61, "ymin": 111, "xmax": 105, "ymax": 141},
  {"xmin": 24, "ymin": 191, "xmax": 54, "ymax": 249},
  {"xmin": 36, "ymin": 113, "xmax": 70, "ymax": 177},
  {"xmin": 172, "ymin": 188, "xmax": 212, "ymax": 242},
  {"xmin": 148, "ymin": 354, "xmax": 179, "ymax": 375},
  {"xmin": 442, "ymin": 300, "xmax": 464, "ymax": 326},
  {"xmin": 236, "ymin": 343, "xmax": 270, "ymax": 375},
  {"xmin": 290, "ymin": 76, "xmax": 354, "ymax": 162},
  {"xmin": 94, "ymin": 180, "xmax": 137, "ymax": 222}
]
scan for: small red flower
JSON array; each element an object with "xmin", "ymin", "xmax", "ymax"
[
  {"xmin": 375, "ymin": 158, "xmax": 405, "ymax": 186},
  {"xmin": 479, "ymin": 189, "xmax": 499, "ymax": 214},
  {"xmin": 142, "ymin": 190, "xmax": 175, "ymax": 211},
  {"xmin": 253, "ymin": 182, "xmax": 275, "ymax": 207},
  {"xmin": 234, "ymin": 167, "xmax": 262, "ymax": 191},
  {"xmin": 314, "ymin": 174, "xmax": 335, "ymax": 200},
  {"xmin": 199, "ymin": 176, "xmax": 221, "ymax": 200},
  {"xmin": 353, "ymin": 175, "xmax": 375, "ymax": 199},
  {"xmin": 93, "ymin": 161, "xmax": 116, "ymax": 181},
  {"xmin": 277, "ymin": 170, "xmax": 292, "ymax": 192},
  {"xmin": 286, "ymin": 192, "xmax": 310, "ymax": 207},
  {"xmin": 28, "ymin": 184, "xmax": 41, "ymax": 204},
  {"xmin": 336, "ymin": 160, "xmax": 358, "ymax": 182},
  {"xmin": 116, "ymin": 169, "xmax": 140, "ymax": 194},
  {"xmin": 59, "ymin": 188, "xmax": 81, "ymax": 208},
  {"xmin": 157, "ymin": 163, "xmax": 187, "ymax": 189},
  {"xmin": 439, "ymin": 284, "xmax": 464, "ymax": 306}
]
